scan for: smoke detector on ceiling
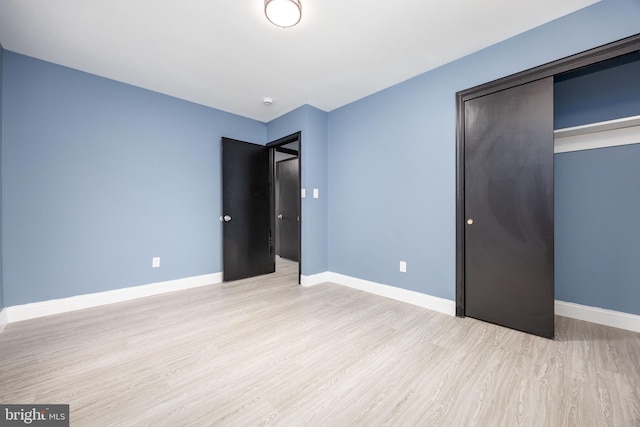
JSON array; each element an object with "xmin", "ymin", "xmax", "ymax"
[{"xmin": 262, "ymin": 97, "xmax": 274, "ymax": 106}]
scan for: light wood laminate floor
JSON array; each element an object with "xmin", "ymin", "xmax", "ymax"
[{"xmin": 1, "ymin": 258, "xmax": 639, "ymax": 426}]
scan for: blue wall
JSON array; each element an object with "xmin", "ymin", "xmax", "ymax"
[
  {"xmin": 2, "ymin": 0, "xmax": 639, "ymax": 315},
  {"xmin": 327, "ymin": 0, "xmax": 640, "ymax": 303},
  {"xmin": 267, "ymin": 105, "xmax": 328, "ymax": 275},
  {"xmin": 2, "ymin": 52, "xmax": 266, "ymax": 306},
  {"xmin": 555, "ymin": 145, "xmax": 640, "ymax": 314},
  {"xmin": 554, "ymin": 54, "xmax": 640, "ymax": 314},
  {"xmin": 555, "ymin": 53, "xmax": 640, "ymax": 129},
  {"xmin": 0, "ymin": 43, "xmax": 4, "ymax": 311}
]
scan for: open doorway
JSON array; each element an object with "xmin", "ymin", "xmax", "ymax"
[
  {"xmin": 267, "ymin": 132, "xmax": 301, "ymax": 283},
  {"xmin": 220, "ymin": 133, "xmax": 301, "ymax": 284}
]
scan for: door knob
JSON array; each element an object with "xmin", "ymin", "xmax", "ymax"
[
  {"xmin": 224, "ymin": 215, "xmax": 232, "ymax": 222},
  {"xmin": 467, "ymin": 218, "xmax": 474, "ymax": 225},
  {"xmin": 278, "ymin": 214, "xmax": 283, "ymax": 219}
]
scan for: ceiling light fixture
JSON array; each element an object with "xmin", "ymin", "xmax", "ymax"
[{"xmin": 265, "ymin": 0, "xmax": 302, "ymax": 28}]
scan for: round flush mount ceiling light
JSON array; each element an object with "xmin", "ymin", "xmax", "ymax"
[{"xmin": 265, "ymin": 0, "xmax": 302, "ymax": 28}]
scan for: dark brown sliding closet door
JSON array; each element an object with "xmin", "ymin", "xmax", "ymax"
[{"xmin": 464, "ymin": 77, "xmax": 555, "ymax": 338}]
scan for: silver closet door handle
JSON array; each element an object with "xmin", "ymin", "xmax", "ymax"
[
  {"xmin": 224, "ymin": 215, "xmax": 232, "ymax": 222},
  {"xmin": 278, "ymin": 214, "xmax": 283, "ymax": 219}
]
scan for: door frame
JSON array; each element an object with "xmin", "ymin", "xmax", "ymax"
[
  {"xmin": 455, "ymin": 33, "xmax": 640, "ymax": 317},
  {"xmin": 267, "ymin": 132, "xmax": 302, "ymax": 284}
]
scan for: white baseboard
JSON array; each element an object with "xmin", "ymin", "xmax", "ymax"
[
  {"xmin": 300, "ymin": 272, "xmax": 333, "ymax": 287},
  {"xmin": 7, "ymin": 272, "xmax": 636, "ymax": 334},
  {"xmin": 305, "ymin": 271, "xmax": 456, "ymax": 316},
  {"xmin": 330, "ymin": 273, "xmax": 456, "ymax": 316},
  {"xmin": 555, "ymin": 300, "xmax": 640, "ymax": 333},
  {"xmin": 304, "ymin": 274, "xmax": 640, "ymax": 330},
  {"xmin": 0, "ymin": 308, "xmax": 7, "ymax": 335},
  {"xmin": 6, "ymin": 273, "xmax": 223, "ymax": 323}
]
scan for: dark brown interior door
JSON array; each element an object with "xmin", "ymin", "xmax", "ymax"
[
  {"xmin": 276, "ymin": 158, "xmax": 299, "ymax": 262},
  {"xmin": 464, "ymin": 77, "xmax": 555, "ymax": 338},
  {"xmin": 222, "ymin": 137, "xmax": 274, "ymax": 282}
]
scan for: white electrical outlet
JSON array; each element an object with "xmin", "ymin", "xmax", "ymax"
[
  {"xmin": 400, "ymin": 261, "xmax": 407, "ymax": 273},
  {"xmin": 313, "ymin": 188, "xmax": 319, "ymax": 198},
  {"xmin": 152, "ymin": 257, "xmax": 160, "ymax": 268}
]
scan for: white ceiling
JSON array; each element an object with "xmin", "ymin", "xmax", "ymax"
[{"xmin": 0, "ymin": 0, "xmax": 600, "ymax": 122}]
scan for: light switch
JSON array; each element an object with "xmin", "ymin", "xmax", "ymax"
[
  {"xmin": 400, "ymin": 261, "xmax": 407, "ymax": 273},
  {"xmin": 301, "ymin": 188, "xmax": 306, "ymax": 198},
  {"xmin": 313, "ymin": 188, "xmax": 319, "ymax": 199}
]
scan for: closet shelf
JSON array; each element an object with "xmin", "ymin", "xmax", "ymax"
[{"xmin": 554, "ymin": 115, "xmax": 640, "ymax": 138}]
